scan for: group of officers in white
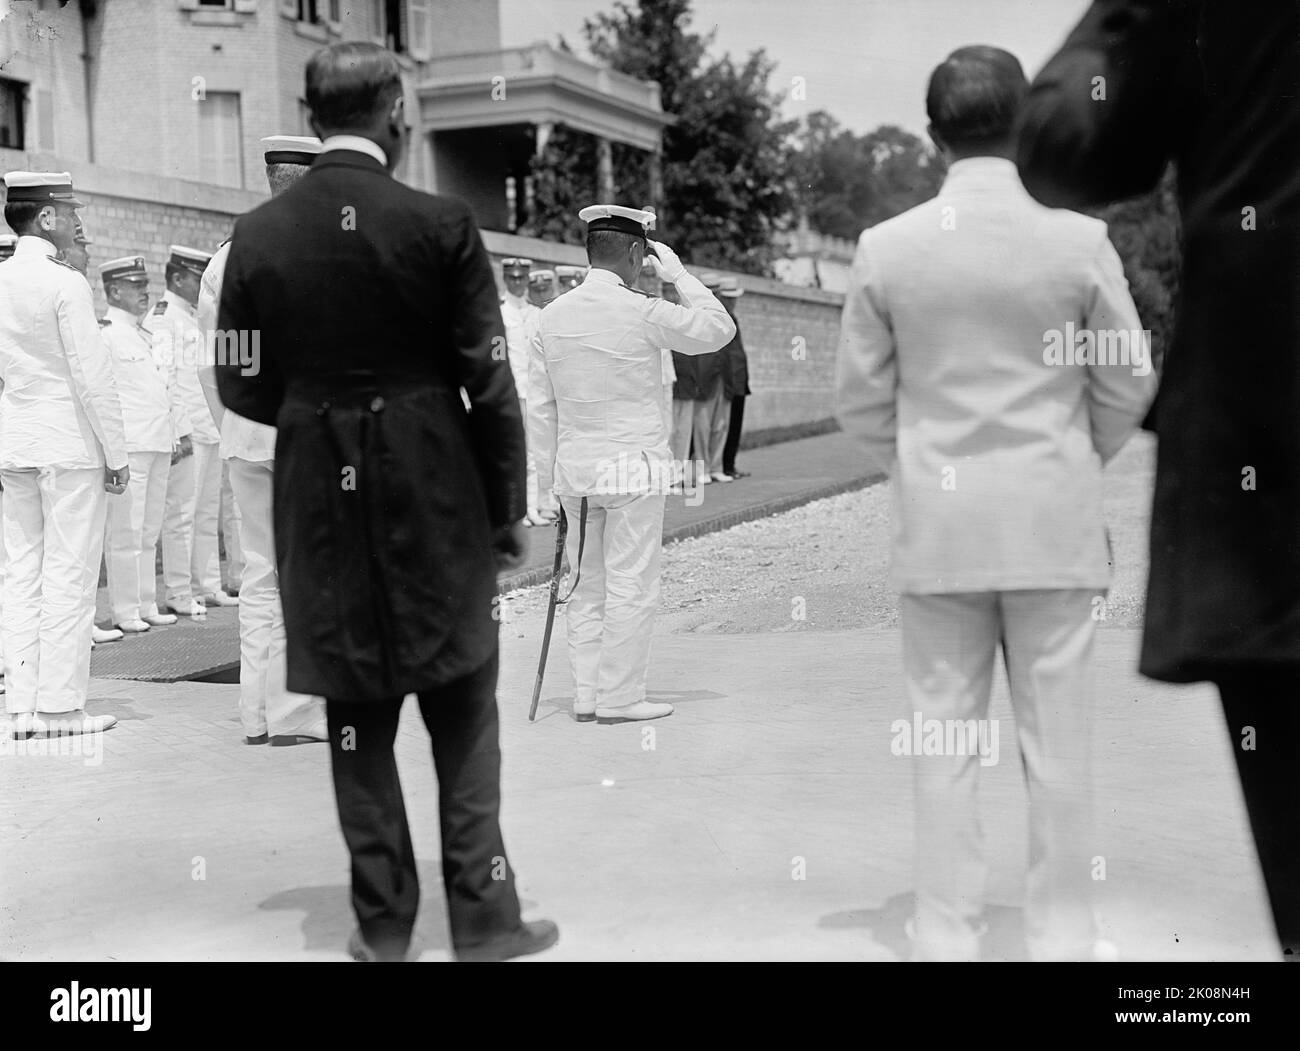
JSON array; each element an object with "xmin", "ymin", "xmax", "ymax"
[{"xmin": 0, "ymin": 137, "xmax": 328, "ymax": 744}]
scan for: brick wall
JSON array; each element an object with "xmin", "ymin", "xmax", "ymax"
[{"xmin": 480, "ymin": 230, "xmax": 845, "ymax": 435}]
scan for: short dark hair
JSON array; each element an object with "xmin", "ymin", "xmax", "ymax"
[
  {"xmin": 306, "ymin": 42, "xmax": 403, "ymax": 133},
  {"xmin": 926, "ymin": 45, "xmax": 1027, "ymax": 152},
  {"xmin": 586, "ymin": 229, "xmax": 641, "ymax": 266},
  {"xmin": 4, "ymin": 201, "xmax": 46, "ymax": 235}
]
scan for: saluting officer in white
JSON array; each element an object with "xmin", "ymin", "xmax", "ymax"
[
  {"xmin": 500, "ymin": 257, "xmax": 548, "ymax": 525},
  {"xmin": 196, "ymin": 134, "xmax": 326, "ymax": 746},
  {"xmin": 530, "ymin": 204, "xmax": 735, "ymax": 723},
  {"xmin": 100, "ymin": 255, "xmax": 189, "ymax": 633},
  {"xmin": 0, "ymin": 172, "xmax": 129, "ymax": 737},
  {"xmin": 145, "ymin": 244, "xmax": 229, "ymax": 618}
]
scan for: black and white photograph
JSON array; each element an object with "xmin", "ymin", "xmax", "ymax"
[{"xmin": 0, "ymin": 0, "xmax": 1296, "ymax": 1031}]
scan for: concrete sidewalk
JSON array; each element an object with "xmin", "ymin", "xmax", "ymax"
[{"xmin": 0, "ymin": 619, "xmax": 1273, "ymax": 962}]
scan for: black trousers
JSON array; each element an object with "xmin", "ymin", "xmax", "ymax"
[
  {"xmin": 1216, "ymin": 671, "xmax": 1300, "ymax": 960},
  {"xmin": 722, "ymin": 394, "xmax": 746, "ymax": 474},
  {"xmin": 326, "ymin": 652, "xmax": 521, "ymax": 959}
]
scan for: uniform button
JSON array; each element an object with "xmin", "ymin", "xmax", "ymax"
[{"xmin": 370, "ymin": 396, "xmax": 385, "ymax": 412}]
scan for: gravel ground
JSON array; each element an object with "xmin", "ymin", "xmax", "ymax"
[{"xmin": 496, "ymin": 433, "xmax": 1156, "ymax": 638}]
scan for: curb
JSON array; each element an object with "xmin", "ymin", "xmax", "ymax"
[{"xmin": 497, "ymin": 472, "xmax": 882, "ymax": 595}]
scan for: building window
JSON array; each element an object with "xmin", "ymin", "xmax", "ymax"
[
  {"xmin": 295, "ymin": 0, "xmax": 336, "ymax": 22},
  {"xmin": 407, "ymin": 0, "xmax": 432, "ymax": 58},
  {"xmin": 0, "ymin": 79, "xmax": 25, "ymax": 150},
  {"xmin": 198, "ymin": 0, "xmax": 233, "ymax": 8},
  {"xmin": 198, "ymin": 91, "xmax": 244, "ymax": 188}
]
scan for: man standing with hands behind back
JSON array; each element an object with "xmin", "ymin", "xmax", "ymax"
[{"xmin": 216, "ymin": 42, "xmax": 555, "ymax": 963}]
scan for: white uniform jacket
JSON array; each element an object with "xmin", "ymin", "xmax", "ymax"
[
  {"xmin": 501, "ymin": 290, "xmax": 536, "ymax": 397},
  {"xmin": 145, "ymin": 289, "xmax": 219, "ymax": 444},
  {"xmin": 100, "ymin": 305, "xmax": 178, "ymax": 454},
  {"xmin": 0, "ymin": 236, "xmax": 127, "ymax": 470},
  {"xmin": 197, "ymin": 241, "xmax": 276, "ymax": 462},
  {"xmin": 834, "ymin": 157, "xmax": 1156, "ymax": 593},
  {"xmin": 530, "ymin": 266, "xmax": 735, "ymax": 497}
]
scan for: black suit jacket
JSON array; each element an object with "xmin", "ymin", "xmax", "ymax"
[
  {"xmin": 1017, "ymin": 0, "xmax": 1300, "ymax": 681},
  {"xmin": 217, "ymin": 148, "xmax": 525, "ymax": 700}
]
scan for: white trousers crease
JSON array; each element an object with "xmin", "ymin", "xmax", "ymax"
[
  {"xmin": 2, "ymin": 467, "xmax": 105, "ymax": 714},
  {"xmin": 227, "ymin": 458, "xmax": 324, "ymax": 738},
  {"xmin": 104, "ymin": 450, "xmax": 170, "ymax": 625},
  {"xmin": 560, "ymin": 492, "xmax": 666, "ymax": 709},
  {"xmin": 902, "ymin": 588, "xmax": 1099, "ymax": 962},
  {"xmin": 219, "ymin": 460, "xmax": 243, "ymax": 591}
]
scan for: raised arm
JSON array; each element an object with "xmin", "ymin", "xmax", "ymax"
[{"xmin": 643, "ymin": 241, "xmax": 735, "ymax": 355}]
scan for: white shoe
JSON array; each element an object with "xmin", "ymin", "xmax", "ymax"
[
  {"xmin": 698, "ymin": 474, "xmax": 712, "ymax": 485},
  {"xmin": 92, "ymin": 625, "xmax": 124, "ymax": 644},
  {"xmin": 34, "ymin": 710, "xmax": 117, "ymax": 736},
  {"xmin": 595, "ymin": 700, "xmax": 674, "ymax": 724},
  {"xmin": 710, "ymin": 472, "xmax": 733, "ymax": 483},
  {"xmin": 166, "ymin": 600, "xmax": 206, "ymax": 617},
  {"xmin": 573, "ymin": 699, "xmax": 597, "ymax": 723},
  {"xmin": 142, "ymin": 612, "xmax": 177, "ymax": 626},
  {"xmin": 200, "ymin": 591, "xmax": 239, "ymax": 607},
  {"xmin": 116, "ymin": 619, "xmax": 151, "ymax": 633}
]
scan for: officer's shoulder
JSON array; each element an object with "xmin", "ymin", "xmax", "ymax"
[
  {"xmin": 151, "ymin": 300, "xmax": 170, "ymax": 316},
  {"xmin": 46, "ymin": 255, "xmax": 82, "ymax": 274},
  {"xmin": 624, "ymin": 285, "xmax": 656, "ymax": 300}
]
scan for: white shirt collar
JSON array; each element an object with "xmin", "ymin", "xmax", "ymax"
[
  {"xmin": 320, "ymin": 135, "xmax": 388, "ymax": 167},
  {"xmin": 163, "ymin": 289, "xmax": 196, "ymax": 316},
  {"xmin": 585, "ymin": 268, "xmax": 625, "ymax": 287},
  {"xmin": 106, "ymin": 305, "xmax": 147, "ymax": 330},
  {"xmin": 15, "ymin": 235, "xmax": 57, "ymax": 258}
]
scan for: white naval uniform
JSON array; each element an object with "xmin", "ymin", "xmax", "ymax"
[
  {"xmin": 101, "ymin": 304, "xmax": 185, "ymax": 625},
  {"xmin": 197, "ymin": 242, "xmax": 323, "ymax": 739},
  {"xmin": 145, "ymin": 289, "xmax": 223, "ymax": 608},
  {"xmin": 530, "ymin": 266, "xmax": 734, "ymax": 709},
  {"xmin": 502, "ymin": 290, "xmax": 541, "ymax": 515},
  {"xmin": 0, "ymin": 237, "xmax": 128, "ymax": 715}
]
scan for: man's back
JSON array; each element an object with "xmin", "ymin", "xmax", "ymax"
[{"xmin": 840, "ymin": 157, "xmax": 1153, "ymax": 592}]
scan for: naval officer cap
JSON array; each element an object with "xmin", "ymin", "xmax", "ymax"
[
  {"xmin": 3, "ymin": 170, "xmax": 83, "ymax": 208},
  {"xmin": 501, "ymin": 257, "xmax": 533, "ymax": 275},
  {"xmin": 167, "ymin": 244, "xmax": 213, "ymax": 277},
  {"xmin": 528, "ymin": 268, "xmax": 557, "ymax": 287},
  {"xmin": 99, "ymin": 255, "xmax": 148, "ymax": 284},
  {"xmin": 578, "ymin": 204, "xmax": 656, "ymax": 237},
  {"xmin": 261, "ymin": 135, "xmax": 322, "ymax": 166}
]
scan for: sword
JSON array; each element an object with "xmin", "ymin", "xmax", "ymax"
[{"xmin": 528, "ymin": 506, "xmax": 568, "ymax": 721}]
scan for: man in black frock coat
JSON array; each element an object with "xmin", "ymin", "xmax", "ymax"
[
  {"xmin": 216, "ymin": 42, "xmax": 557, "ymax": 962},
  {"xmin": 1018, "ymin": 0, "xmax": 1300, "ymax": 959}
]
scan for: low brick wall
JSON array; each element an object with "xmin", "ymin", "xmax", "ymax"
[{"xmin": 0, "ymin": 157, "xmax": 846, "ymax": 435}]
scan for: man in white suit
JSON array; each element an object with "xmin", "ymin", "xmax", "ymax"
[
  {"xmin": 197, "ymin": 135, "xmax": 326, "ymax": 746},
  {"xmin": 530, "ymin": 204, "xmax": 734, "ymax": 724},
  {"xmin": 835, "ymin": 46, "xmax": 1155, "ymax": 961}
]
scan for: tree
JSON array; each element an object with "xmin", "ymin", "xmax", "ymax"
[
  {"xmin": 574, "ymin": 0, "xmax": 795, "ymax": 273},
  {"xmin": 792, "ymin": 110, "xmax": 945, "ymax": 241}
]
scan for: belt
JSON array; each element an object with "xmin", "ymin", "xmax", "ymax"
[{"xmin": 286, "ymin": 372, "xmax": 452, "ymax": 412}]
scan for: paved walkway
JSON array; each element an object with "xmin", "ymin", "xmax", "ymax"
[
  {"xmin": 87, "ymin": 431, "xmax": 878, "ymax": 681},
  {"xmin": 1, "ymin": 621, "xmax": 1273, "ymax": 962}
]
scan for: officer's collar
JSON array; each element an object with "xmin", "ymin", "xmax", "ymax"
[
  {"xmin": 105, "ymin": 304, "xmax": 149, "ymax": 331},
  {"xmin": 163, "ymin": 288, "xmax": 196, "ymax": 315},
  {"xmin": 585, "ymin": 267, "xmax": 626, "ymax": 288}
]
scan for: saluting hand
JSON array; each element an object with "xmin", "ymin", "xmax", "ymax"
[
  {"xmin": 646, "ymin": 240, "xmax": 686, "ymax": 282},
  {"xmin": 105, "ymin": 463, "xmax": 130, "ymax": 495}
]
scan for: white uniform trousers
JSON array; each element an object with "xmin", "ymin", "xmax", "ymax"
[
  {"xmin": 694, "ymin": 378, "xmax": 731, "ymax": 475},
  {"xmin": 227, "ymin": 458, "xmax": 324, "ymax": 738},
  {"xmin": 183, "ymin": 439, "xmax": 224, "ymax": 598},
  {"xmin": 0, "ymin": 490, "xmax": 5, "ymax": 679},
  {"xmin": 560, "ymin": 492, "xmax": 666, "ymax": 709},
  {"xmin": 2, "ymin": 467, "xmax": 105, "ymax": 714},
  {"xmin": 219, "ymin": 460, "xmax": 243, "ymax": 592},
  {"xmin": 104, "ymin": 451, "xmax": 170, "ymax": 624},
  {"xmin": 901, "ymin": 588, "xmax": 1099, "ymax": 962}
]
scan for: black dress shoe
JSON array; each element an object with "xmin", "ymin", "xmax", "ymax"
[
  {"xmin": 455, "ymin": 919, "xmax": 559, "ymax": 962},
  {"xmin": 244, "ymin": 733, "xmax": 269, "ymax": 745},
  {"xmin": 269, "ymin": 733, "xmax": 327, "ymax": 747}
]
